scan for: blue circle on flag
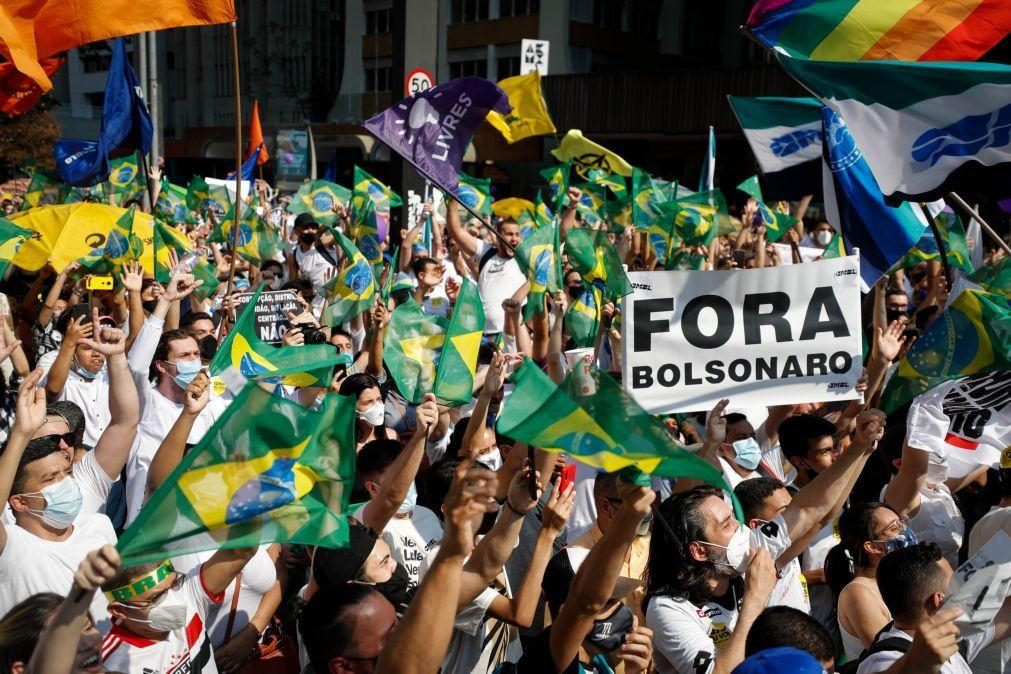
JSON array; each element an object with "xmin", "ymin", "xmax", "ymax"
[
  {"xmin": 225, "ymin": 457, "xmax": 298, "ymax": 524},
  {"xmin": 907, "ymin": 310, "xmax": 977, "ymax": 377},
  {"xmin": 649, "ymin": 233, "xmax": 668, "ymax": 262},
  {"xmin": 236, "ymin": 223, "xmax": 253, "ymax": 246},
  {"xmin": 105, "ymin": 230, "xmax": 130, "ymax": 258},
  {"xmin": 116, "ymin": 165, "xmax": 135, "ymax": 184},
  {"xmin": 345, "ymin": 261, "xmax": 372, "ymax": 295},
  {"xmin": 173, "ymin": 204, "xmax": 189, "ymax": 222},
  {"xmin": 533, "ymin": 250, "xmax": 551, "ymax": 286},
  {"xmin": 458, "ymin": 185, "xmax": 479, "ymax": 209},
  {"xmin": 312, "ymin": 192, "xmax": 334, "ymax": 212},
  {"xmin": 359, "ymin": 234, "xmax": 381, "ymax": 261}
]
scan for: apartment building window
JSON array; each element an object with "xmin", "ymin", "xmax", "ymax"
[
  {"xmin": 499, "ymin": 0, "xmax": 539, "ymax": 17},
  {"xmin": 593, "ymin": 0, "xmax": 626, "ymax": 31},
  {"xmin": 365, "ymin": 8, "xmax": 392, "ymax": 34},
  {"xmin": 451, "ymin": 0, "xmax": 489, "ymax": 24},
  {"xmin": 496, "ymin": 56, "xmax": 520, "ymax": 79},
  {"xmin": 449, "ymin": 59, "xmax": 487, "ymax": 79},
  {"xmin": 365, "ymin": 66, "xmax": 392, "ymax": 92}
]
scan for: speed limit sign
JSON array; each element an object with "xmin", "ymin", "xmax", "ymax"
[{"xmin": 405, "ymin": 68, "xmax": 435, "ymax": 97}]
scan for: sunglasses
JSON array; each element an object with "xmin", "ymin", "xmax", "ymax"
[{"xmin": 34, "ymin": 432, "xmax": 76, "ymax": 447}]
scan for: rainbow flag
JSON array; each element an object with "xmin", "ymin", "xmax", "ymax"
[{"xmin": 746, "ymin": 0, "xmax": 1011, "ymax": 62}]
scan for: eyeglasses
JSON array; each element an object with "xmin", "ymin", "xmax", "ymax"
[
  {"xmin": 117, "ymin": 574, "xmax": 183, "ymax": 610},
  {"xmin": 33, "ymin": 432, "xmax": 76, "ymax": 447},
  {"xmin": 874, "ymin": 515, "xmax": 910, "ymax": 539}
]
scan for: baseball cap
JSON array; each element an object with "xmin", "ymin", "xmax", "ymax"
[
  {"xmin": 732, "ymin": 647, "xmax": 827, "ymax": 674},
  {"xmin": 293, "ymin": 213, "xmax": 317, "ymax": 229},
  {"xmin": 312, "ymin": 521, "xmax": 379, "ymax": 591}
]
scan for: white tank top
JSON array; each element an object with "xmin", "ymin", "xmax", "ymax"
[{"xmin": 838, "ymin": 579, "xmax": 890, "ymax": 662}]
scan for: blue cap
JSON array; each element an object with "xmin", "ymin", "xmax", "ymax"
[{"xmin": 732, "ymin": 647, "xmax": 826, "ymax": 674}]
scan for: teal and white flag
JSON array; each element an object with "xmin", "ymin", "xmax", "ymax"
[
  {"xmin": 780, "ymin": 56, "xmax": 1011, "ymax": 204},
  {"xmin": 728, "ymin": 96, "xmax": 822, "ymax": 199},
  {"xmin": 698, "ymin": 126, "xmax": 716, "ymax": 193}
]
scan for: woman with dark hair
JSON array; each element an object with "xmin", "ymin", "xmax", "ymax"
[
  {"xmin": 824, "ymin": 501, "xmax": 915, "ymax": 661},
  {"xmin": 339, "ymin": 372, "xmax": 396, "ymax": 452}
]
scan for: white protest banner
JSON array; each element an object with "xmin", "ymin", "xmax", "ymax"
[
  {"xmin": 622, "ymin": 256, "xmax": 863, "ymax": 413},
  {"xmin": 773, "ymin": 243, "xmax": 824, "ymax": 265},
  {"xmin": 945, "ymin": 530, "xmax": 1011, "ymax": 638},
  {"xmin": 233, "ymin": 290, "xmax": 303, "ymax": 344}
]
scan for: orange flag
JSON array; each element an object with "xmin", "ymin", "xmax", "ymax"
[
  {"xmin": 0, "ymin": 0, "xmax": 236, "ymax": 91},
  {"xmin": 247, "ymin": 99, "xmax": 269, "ymax": 165},
  {"xmin": 0, "ymin": 56, "xmax": 62, "ymax": 115}
]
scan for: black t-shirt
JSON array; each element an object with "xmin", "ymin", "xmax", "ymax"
[{"xmin": 513, "ymin": 627, "xmax": 580, "ymax": 674}]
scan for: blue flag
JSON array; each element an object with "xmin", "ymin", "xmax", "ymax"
[
  {"xmin": 323, "ymin": 149, "xmax": 338, "ymax": 183},
  {"xmin": 54, "ymin": 39, "xmax": 153, "ymax": 187},
  {"xmin": 362, "ymin": 77, "xmax": 510, "ymax": 208},
  {"xmin": 821, "ymin": 107, "xmax": 929, "ymax": 291},
  {"xmin": 228, "ymin": 144, "xmax": 262, "ymax": 181}
]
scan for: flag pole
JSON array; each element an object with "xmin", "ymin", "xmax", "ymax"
[
  {"xmin": 947, "ymin": 192, "xmax": 1011, "ymax": 256},
  {"xmin": 920, "ymin": 204, "xmax": 952, "ymax": 286},
  {"xmin": 222, "ymin": 20, "xmax": 243, "ymax": 324}
]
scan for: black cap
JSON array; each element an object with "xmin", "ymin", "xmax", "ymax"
[
  {"xmin": 293, "ymin": 213, "xmax": 317, "ymax": 229},
  {"xmin": 312, "ymin": 521, "xmax": 379, "ymax": 591}
]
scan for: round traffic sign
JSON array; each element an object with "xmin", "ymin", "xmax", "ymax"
[{"xmin": 405, "ymin": 68, "xmax": 435, "ymax": 97}]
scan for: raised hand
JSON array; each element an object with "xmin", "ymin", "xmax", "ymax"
[
  {"xmin": 0, "ymin": 326, "xmax": 22, "ymax": 363},
  {"xmin": 183, "ymin": 371, "xmax": 211, "ymax": 416},
  {"xmin": 483, "ymin": 352, "xmax": 508, "ymax": 394},
  {"xmin": 119, "ymin": 260, "xmax": 144, "ymax": 293},
  {"xmin": 13, "ymin": 369, "xmax": 47, "ymax": 438},
  {"xmin": 540, "ymin": 481, "xmax": 575, "ymax": 538},
  {"xmin": 163, "ymin": 271, "xmax": 202, "ymax": 303},
  {"xmin": 74, "ymin": 545, "xmax": 121, "ymax": 592},
  {"xmin": 79, "ymin": 311, "xmax": 126, "ymax": 357},
  {"xmin": 65, "ymin": 314, "xmax": 94, "ymax": 347},
  {"xmin": 875, "ymin": 318, "xmax": 908, "ymax": 363},
  {"xmin": 616, "ymin": 617, "xmax": 654, "ymax": 674},
  {"xmin": 442, "ymin": 456, "xmax": 499, "ymax": 559},
  {"xmin": 506, "ymin": 463, "xmax": 542, "ymax": 515},
  {"xmin": 618, "ymin": 479, "xmax": 655, "ymax": 518},
  {"xmin": 371, "ymin": 300, "xmax": 390, "ymax": 330},
  {"xmin": 706, "ymin": 398, "xmax": 730, "ymax": 446},
  {"xmin": 853, "ymin": 409, "xmax": 886, "ymax": 450},
  {"xmin": 416, "ymin": 393, "xmax": 438, "ymax": 437}
]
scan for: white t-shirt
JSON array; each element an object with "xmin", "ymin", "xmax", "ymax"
[
  {"xmin": 475, "ymin": 240, "xmax": 525, "ymax": 335},
  {"xmin": 353, "ymin": 502, "xmax": 443, "ymax": 588},
  {"xmin": 768, "ymin": 555, "xmax": 809, "ymax": 614},
  {"xmin": 0, "ymin": 513, "xmax": 117, "ymax": 631},
  {"xmin": 51, "ymin": 368, "xmax": 111, "ymax": 448},
  {"xmin": 882, "ymin": 482, "xmax": 964, "ymax": 568},
  {"xmin": 101, "ymin": 567, "xmax": 223, "ymax": 674},
  {"xmin": 856, "ymin": 621, "xmax": 994, "ymax": 674},
  {"xmin": 646, "ymin": 516, "xmax": 793, "ymax": 674},
  {"xmin": 293, "ymin": 244, "xmax": 337, "ymax": 288}
]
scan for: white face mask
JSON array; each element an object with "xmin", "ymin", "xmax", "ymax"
[
  {"xmin": 701, "ymin": 523, "xmax": 751, "ymax": 575},
  {"xmin": 815, "ymin": 230, "xmax": 834, "ymax": 246},
  {"xmin": 122, "ymin": 589, "xmax": 188, "ymax": 632},
  {"xmin": 358, "ymin": 401, "xmax": 386, "ymax": 427},
  {"xmin": 478, "ymin": 448, "xmax": 503, "ymax": 471},
  {"xmin": 397, "ymin": 481, "xmax": 418, "ymax": 515}
]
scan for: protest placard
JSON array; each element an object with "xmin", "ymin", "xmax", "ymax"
[
  {"xmin": 233, "ymin": 290, "xmax": 303, "ymax": 344},
  {"xmin": 621, "ymin": 257, "xmax": 863, "ymax": 413},
  {"xmin": 945, "ymin": 530, "xmax": 1011, "ymax": 638}
]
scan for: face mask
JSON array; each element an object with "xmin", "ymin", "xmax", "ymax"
[
  {"xmin": 123, "ymin": 590, "xmax": 188, "ymax": 632},
  {"xmin": 170, "ymin": 358, "xmax": 202, "ymax": 390},
  {"xmin": 19, "ymin": 475, "xmax": 83, "ymax": 529},
  {"xmin": 876, "ymin": 527, "xmax": 918, "ymax": 554},
  {"xmin": 358, "ymin": 401, "xmax": 385, "ymax": 427},
  {"xmin": 299, "ymin": 231, "xmax": 316, "ymax": 245},
  {"xmin": 142, "ymin": 299, "xmax": 158, "ymax": 314},
  {"xmin": 266, "ymin": 277, "xmax": 282, "ymax": 290},
  {"xmin": 372, "ymin": 563, "xmax": 413, "ymax": 613},
  {"xmin": 815, "ymin": 230, "xmax": 834, "ymax": 246},
  {"xmin": 397, "ymin": 482, "xmax": 418, "ymax": 515},
  {"xmin": 702, "ymin": 523, "xmax": 751, "ymax": 575},
  {"xmin": 73, "ymin": 356, "xmax": 103, "ymax": 380},
  {"xmin": 567, "ymin": 285, "xmax": 583, "ymax": 300},
  {"xmin": 478, "ymin": 448, "xmax": 503, "ymax": 471},
  {"xmin": 731, "ymin": 437, "xmax": 762, "ymax": 471},
  {"xmin": 585, "ymin": 604, "xmax": 635, "ymax": 653},
  {"xmin": 886, "ymin": 308, "xmax": 907, "ymax": 324}
]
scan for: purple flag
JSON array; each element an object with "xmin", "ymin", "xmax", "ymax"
[
  {"xmin": 362, "ymin": 77, "xmax": 510, "ymax": 203},
  {"xmin": 999, "ymin": 197, "xmax": 1011, "ymax": 214}
]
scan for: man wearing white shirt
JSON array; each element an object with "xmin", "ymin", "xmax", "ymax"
[{"xmin": 288, "ymin": 213, "xmax": 338, "ymax": 288}]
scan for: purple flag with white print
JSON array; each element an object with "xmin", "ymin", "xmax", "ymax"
[{"xmin": 362, "ymin": 77, "xmax": 510, "ymax": 201}]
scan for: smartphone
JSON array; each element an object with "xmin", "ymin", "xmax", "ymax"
[
  {"xmin": 559, "ymin": 463, "xmax": 577, "ymax": 493},
  {"xmin": 86, "ymin": 275, "xmax": 114, "ymax": 290},
  {"xmin": 732, "ymin": 250, "xmax": 747, "ymax": 267}
]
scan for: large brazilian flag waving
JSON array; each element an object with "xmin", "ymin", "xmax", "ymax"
[{"xmin": 117, "ymin": 383, "xmax": 356, "ymax": 566}]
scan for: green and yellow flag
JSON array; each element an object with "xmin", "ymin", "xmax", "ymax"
[
  {"xmin": 287, "ymin": 180, "xmax": 352, "ymax": 227},
  {"xmin": 565, "ymin": 285, "xmax": 603, "ymax": 348},
  {"xmin": 155, "ymin": 179, "xmax": 195, "ymax": 224},
  {"xmin": 573, "ymin": 183, "xmax": 607, "ymax": 228},
  {"xmin": 0, "ymin": 218, "xmax": 32, "ymax": 278},
  {"xmin": 969, "ymin": 257, "xmax": 1011, "ymax": 302},
  {"xmin": 61, "ymin": 184, "xmax": 105, "ymax": 204},
  {"xmin": 933, "ymin": 208, "xmax": 975, "ymax": 275},
  {"xmin": 540, "ymin": 162, "xmax": 571, "ymax": 211},
  {"xmin": 486, "ymin": 71, "xmax": 556, "ymax": 143},
  {"xmin": 353, "ymin": 166, "xmax": 402, "ymax": 212},
  {"xmin": 497, "ymin": 359, "xmax": 739, "ymax": 514},
  {"xmin": 648, "ymin": 203, "xmax": 680, "ymax": 267},
  {"xmin": 350, "ymin": 199, "xmax": 385, "ymax": 267},
  {"xmin": 116, "ymin": 382, "xmax": 356, "ymax": 566},
  {"xmin": 667, "ymin": 249, "xmax": 708, "ymax": 271},
  {"xmin": 210, "ymin": 285, "xmax": 349, "ymax": 388},
  {"xmin": 384, "ymin": 279, "xmax": 485, "ymax": 406},
  {"xmin": 457, "ymin": 172, "xmax": 493, "ymax": 218},
  {"xmin": 674, "ymin": 190, "xmax": 732, "ymax": 247},
  {"xmin": 78, "ymin": 205, "xmax": 144, "ymax": 275},
  {"xmin": 107, "ymin": 152, "xmax": 146, "ymax": 206},
  {"xmin": 514, "ymin": 212, "xmax": 560, "ymax": 321},
  {"xmin": 152, "ymin": 221, "xmax": 220, "ymax": 301},
  {"xmin": 631, "ymin": 168, "xmax": 673, "ymax": 230},
  {"xmin": 822, "ymin": 232, "xmax": 848, "ymax": 259},
  {"xmin": 20, "ymin": 172, "xmax": 63, "ymax": 210},
  {"xmin": 210, "ymin": 200, "xmax": 282, "ymax": 266},
  {"xmin": 322, "ymin": 229, "xmax": 376, "ymax": 327},
  {"xmin": 564, "ymin": 228, "xmax": 632, "ymax": 302},
  {"xmin": 492, "ymin": 197, "xmax": 534, "ymax": 222},
  {"xmin": 185, "ymin": 176, "xmax": 231, "ymax": 217},
  {"xmin": 551, "ymin": 129, "xmax": 633, "ymax": 178},
  {"xmin": 736, "ymin": 175, "xmax": 797, "ymax": 243},
  {"xmin": 880, "ymin": 289, "xmax": 1011, "ymax": 413}
]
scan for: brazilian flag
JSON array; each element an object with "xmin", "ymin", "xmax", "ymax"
[
  {"xmin": 736, "ymin": 175, "xmax": 797, "ymax": 243},
  {"xmin": 107, "ymin": 152, "xmax": 146, "ymax": 206},
  {"xmin": 210, "ymin": 285, "xmax": 349, "ymax": 388},
  {"xmin": 78, "ymin": 205, "xmax": 144, "ymax": 275},
  {"xmin": 514, "ymin": 212, "xmax": 561, "ymax": 321},
  {"xmin": 880, "ymin": 289, "xmax": 1011, "ymax": 413},
  {"xmin": 384, "ymin": 279, "xmax": 485, "ymax": 406},
  {"xmin": 667, "ymin": 249, "xmax": 707, "ymax": 271},
  {"xmin": 822, "ymin": 232, "xmax": 848, "ymax": 259},
  {"xmin": 350, "ymin": 199, "xmax": 385, "ymax": 267},
  {"xmin": 564, "ymin": 228, "xmax": 632, "ymax": 301},
  {"xmin": 540, "ymin": 162, "xmax": 571, "ymax": 211},
  {"xmin": 0, "ymin": 218, "xmax": 32, "ymax": 278},
  {"xmin": 352, "ymin": 166, "xmax": 401, "ymax": 222},
  {"xmin": 647, "ymin": 202, "xmax": 680, "ymax": 267},
  {"xmin": 61, "ymin": 184, "xmax": 105, "ymax": 204},
  {"xmin": 116, "ymin": 382, "xmax": 356, "ymax": 566},
  {"xmin": 573, "ymin": 183, "xmax": 608, "ymax": 228},
  {"xmin": 674, "ymin": 190, "xmax": 732, "ymax": 247},
  {"xmin": 587, "ymin": 168, "xmax": 627, "ymax": 201},
  {"xmin": 457, "ymin": 172, "xmax": 493, "ymax": 218},
  {"xmin": 380, "ymin": 247, "xmax": 400, "ymax": 303},
  {"xmin": 155, "ymin": 179, "xmax": 195, "ymax": 224},
  {"xmin": 565, "ymin": 285, "xmax": 602, "ymax": 348},
  {"xmin": 497, "ymin": 358, "xmax": 740, "ymax": 516},
  {"xmin": 210, "ymin": 200, "xmax": 282, "ymax": 266},
  {"xmin": 185, "ymin": 176, "xmax": 231, "ymax": 217},
  {"xmin": 152, "ymin": 221, "xmax": 220, "ymax": 301},
  {"xmin": 933, "ymin": 208, "xmax": 975, "ymax": 275},
  {"xmin": 970, "ymin": 257, "xmax": 1011, "ymax": 302},
  {"xmin": 20, "ymin": 172, "xmax": 63, "ymax": 210},
  {"xmin": 516, "ymin": 206, "xmax": 537, "ymax": 241},
  {"xmin": 288, "ymin": 180, "xmax": 352, "ymax": 227},
  {"xmin": 631, "ymin": 168, "xmax": 674, "ymax": 230},
  {"xmin": 322, "ymin": 229, "xmax": 377, "ymax": 327}
]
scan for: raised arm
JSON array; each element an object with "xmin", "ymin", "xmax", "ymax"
[
  {"xmin": 37, "ymin": 263, "xmax": 78, "ymax": 329},
  {"xmin": 0, "ymin": 322, "xmax": 28, "ymax": 377},
  {"xmin": 147, "ymin": 372, "xmax": 209, "ymax": 496},
  {"xmin": 84, "ymin": 318, "xmax": 138, "ymax": 480},
  {"xmin": 201, "ymin": 546, "xmax": 258, "ymax": 596},
  {"xmin": 884, "ymin": 438, "xmax": 929, "ymax": 518},
  {"xmin": 366, "ymin": 300, "xmax": 388, "ymax": 378},
  {"xmin": 445, "ymin": 197, "xmax": 479, "ymax": 257},
  {"xmin": 119, "ymin": 261, "xmax": 146, "ymax": 352},
  {"xmin": 0, "ymin": 370, "xmax": 48, "ymax": 554},
  {"xmin": 44, "ymin": 315, "xmax": 92, "ymax": 402},
  {"xmin": 559, "ymin": 187, "xmax": 580, "ymax": 240}
]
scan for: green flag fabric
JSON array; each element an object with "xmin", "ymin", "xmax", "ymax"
[
  {"xmin": 0, "ymin": 218, "xmax": 32, "ymax": 278},
  {"xmin": 288, "ymin": 180, "xmax": 353, "ymax": 227},
  {"xmin": 322, "ymin": 229, "xmax": 377, "ymax": 327},
  {"xmin": 675, "ymin": 190, "xmax": 733, "ymax": 247},
  {"xmin": 514, "ymin": 214, "xmax": 561, "ymax": 321},
  {"xmin": 186, "ymin": 176, "xmax": 231, "ymax": 217},
  {"xmin": 116, "ymin": 383, "xmax": 356, "ymax": 566},
  {"xmin": 540, "ymin": 162, "xmax": 571, "ymax": 211},
  {"xmin": 564, "ymin": 285, "xmax": 603, "ymax": 348},
  {"xmin": 20, "ymin": 172, "xmax": 62, "ymax": 209},
  {"xmin": 107, "ymin": 152, "xmax": 146, "ymax": 206},
  {"xmin": 434, "ymin": 279, "xmax": 485, "ymax": 406},
  {"xmin": 152, "ymin": 221, "xmax": 221, "ymax": 301},
  {"xmin": 78, "ymin": 205, "xmax": 144, "ymax": 275},
  {"xmin": 969, "ymin": 257, "xmax": 1011, "ymax": 302},
  {"xmin": 564, "ymin": 228, "xmax": 632, "ymax": 302},
  {"xmin": 210, "ymin": 200, "xmax": 282, "ymax": 266},
  {"xmin": 822, "ymin": 232, "xmax": 848, "ymax": 259},
  {"xmin": 155, "ymin": 179, "xmax": 195, "ymax": 224},
  {"xmin": 457, "ymin": 172, "xmax": 493, "ymax": 218},
  {"xmin": 497, "ymin": 358, "xmax": 741, "ymax": 517}
]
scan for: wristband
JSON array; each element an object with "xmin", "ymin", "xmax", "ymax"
[{"xmin": 505, "ymin": 500, "xmax": 525, "ymax": 517}]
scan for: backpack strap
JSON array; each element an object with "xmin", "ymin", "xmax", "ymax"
[{"xmin": 478, "ymin": 247, "xmax": 497, "ymax": 275}]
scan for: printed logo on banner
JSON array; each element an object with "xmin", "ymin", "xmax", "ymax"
[
  {"xmin": 940, "ymin": 371, "xmax": 1011, "ymax": 450},
  {"xmin": 771, "ymin": 129, "xmax": 820, "ymax": 158},
  {"xmin": 911, "ymin": 103, "xmax": 1011, "ymax": 168}
]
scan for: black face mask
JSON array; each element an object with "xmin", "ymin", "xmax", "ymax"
[
  {"xmin": 585, "ymin": 603, "xmax": 635, "ymax": 653},
  {"xmin": 567, "ymin": 285, "xmax": 583, "ymax": 300},
  {"xmin": 299, "ymin": 231, "xmax": 317, "ymax": 245},
  {"xmin": 886, "ymin": 308, "xmax": 907, "ymax": 324},
  {"xmin": 142, "ymin": 299, "xmax": 158, "ymax": 314},
  {"xmin": 373, "ymin": 563, "xmax": 414, "ymax": 614},
  {"xmin": 198, "ymin": 334, "xmax": 218, "ymax": 361}
]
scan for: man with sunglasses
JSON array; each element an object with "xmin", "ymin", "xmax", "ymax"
[{"xmin": 100, "ymin": 546, "xmax": 256, "ymax": 673}]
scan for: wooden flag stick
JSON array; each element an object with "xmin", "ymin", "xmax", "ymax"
[
  {"xmin": 223, "ymin": 20, "xmax": 243, "ymax": 313},
  {"xmin": 947, "ymin": 192, "xmax": 1011, "ymax": 256}
]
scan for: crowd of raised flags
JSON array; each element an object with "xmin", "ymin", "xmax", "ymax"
[{"xmin": 0, "ymin": 0, "xmax": 1009, "ymax": 673}]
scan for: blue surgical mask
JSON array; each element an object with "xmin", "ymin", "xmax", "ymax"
[
  {"xmin": 73, "ymin": 356, "xmax": 102, "ymax": 380},
  {"xmin": 731, "ymin": 437, "xmax": 762, "ymax": 471},
  {"xmin": 397, "ymin": 482, "xmax": 418, "ymax": 515},
  {"xmin": 876, "ymin": 526, "xmax": 918, "ymax": 554},
  {"xmin": 170, "ymin": 358, "xmax": 202, "ymax": 390},
  {"xmin": 18, "ymin": 476, "xmax": 83, "ymax": 529}
]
